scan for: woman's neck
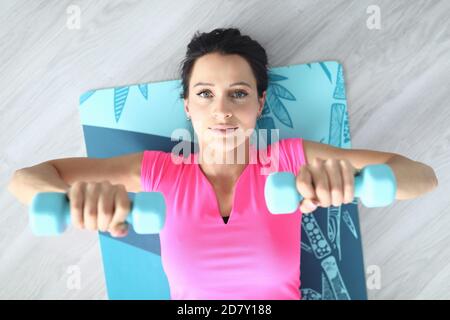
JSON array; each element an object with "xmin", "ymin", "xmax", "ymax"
[{"xmin": 197, "ymin": 139, "xmax": 251, "ymax": 181}]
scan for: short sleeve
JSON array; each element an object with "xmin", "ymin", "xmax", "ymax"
[
  {"xmin": 140, "ymin": 150, "xmax": 171, "ymax": 192},
  {"xmin": 278, "ymin": 138, "xmax": 307, "ymax": 175}
]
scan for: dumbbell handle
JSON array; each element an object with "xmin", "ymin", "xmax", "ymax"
[
  {"xmin": 29, "ymin": 191, "xmax": 166, "ymax": 236},
  {"xmin": 264, "ymin": 163, "xmax": 397, "ymax": 214},
  {"xmin": 44, "ymin": 195, "xmax": 136, "ymax": 226}
]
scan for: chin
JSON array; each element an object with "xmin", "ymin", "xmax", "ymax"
[{"xmin": 207, "ymin": 138, "xmax": 248, "ymax": 154}]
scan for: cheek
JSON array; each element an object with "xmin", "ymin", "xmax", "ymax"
[
  {"xmin": 237, "ymin": 106, "xmax": 258, "ymax": 119},
  {"xmin": 241, "ymin": 115, "xmax": 259, "ymax": 129}
]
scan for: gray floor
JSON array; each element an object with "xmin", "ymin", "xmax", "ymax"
[{"xmin": 1, "ymin": 0, "xmax": 449, "ymax": 300}]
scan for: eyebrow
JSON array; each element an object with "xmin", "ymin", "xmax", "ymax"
[{"xmin": 193, "ymin": 81, "xmax": 252, "ymax": 88}]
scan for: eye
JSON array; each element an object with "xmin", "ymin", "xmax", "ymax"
[
  {"xmin": 232, "ymin": 90, "xmax": 248, "ymax": 99},
  {"xmin": 197, "ymin": 90, "xmax": 212, "ymax": 98},
  {"xmin": 196, "ymin": 90, "xmax": 248, "ymax": 99}
]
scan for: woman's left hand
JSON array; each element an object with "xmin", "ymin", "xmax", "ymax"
[{"xmin": 295, "ymin": 158, "xmax": 359, "ymax": 214}]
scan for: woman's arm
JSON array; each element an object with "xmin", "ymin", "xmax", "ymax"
[
  {"xmin": 7, "ymin": 163, "xmax": 70, "ymax": 205},
  {"xmin": 302, "ymin": 139, "xmax": 438, "ymax": 201},
  {"xmin": 7, "ymin": 152, "xmax": 144, "ymax": 206},
  {"xmin": 385, "ymin": 154, "xmax": 438, "ymax": 200}
]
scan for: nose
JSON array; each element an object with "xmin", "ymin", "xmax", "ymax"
[{"xmin": 211, "ymin": 99, "xmax": 233, "ymax": 120}]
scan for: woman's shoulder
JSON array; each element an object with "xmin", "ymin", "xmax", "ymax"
[
  {"xmin": 141, "ymin": 149, "xmax": 198, "ymax": 176},
  {"xmin": 259, "ymin": 137, "xmax": 304, "ymax": 152},
  {"xmin": 262, "ymin": 137, "xmax": 306, "ymax": 172}
]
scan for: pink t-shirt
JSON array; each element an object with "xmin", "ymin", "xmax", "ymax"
[{"xmin": 141, "ymin": 138, "xmax": 307, "ymax": 300}]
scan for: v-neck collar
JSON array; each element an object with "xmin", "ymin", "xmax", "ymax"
[{"xmin": 193, "ymin": 144, "xmax": 257, "ymax": 226}]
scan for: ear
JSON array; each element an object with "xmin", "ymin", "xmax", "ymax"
[
  {"xmin": 184, "ymin": 98, "xmax": 189, "ymax": 115},
  {"xmin": 258, "ymin": 91, "xmax": 267, "ymax": 115}
]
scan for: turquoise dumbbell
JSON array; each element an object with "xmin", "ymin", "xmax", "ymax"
[
  {"xmin": 264, "ymin": 163, "xmax": 397, "ymax": 214},
  {"xmin": 29, "ymin": 192, "xmax": 166, "ymax": 236}
]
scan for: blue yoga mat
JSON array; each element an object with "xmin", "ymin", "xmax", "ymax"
[{"xmin": 79, "ymin": 60, "xmax": 367, "ymax": 300}]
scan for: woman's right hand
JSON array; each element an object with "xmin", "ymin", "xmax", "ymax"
[{"xmin": 66, "ymin": 181, "xmax": 131, "ymax": 237}]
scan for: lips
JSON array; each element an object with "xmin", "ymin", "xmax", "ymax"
[
  {"xmin": 208, "ymin": 126, "xmax": 238, "ymax": 135},
  {"xmin": 209, "ymin": 125, "xmax": 238, "ymax": 130}
]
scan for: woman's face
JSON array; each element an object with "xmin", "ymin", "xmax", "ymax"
[{"xmin": 184, "ymin": 52, "xmax": 266, "ymax": 157}]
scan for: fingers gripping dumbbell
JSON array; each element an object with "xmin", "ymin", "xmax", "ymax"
[
  {"xmin": 264, "ymin": 163, "xmax": 397, "ymax": 214},
  {"xmin": 29, "ymin": 192, "xmax": 166, "ymax": 236}
]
